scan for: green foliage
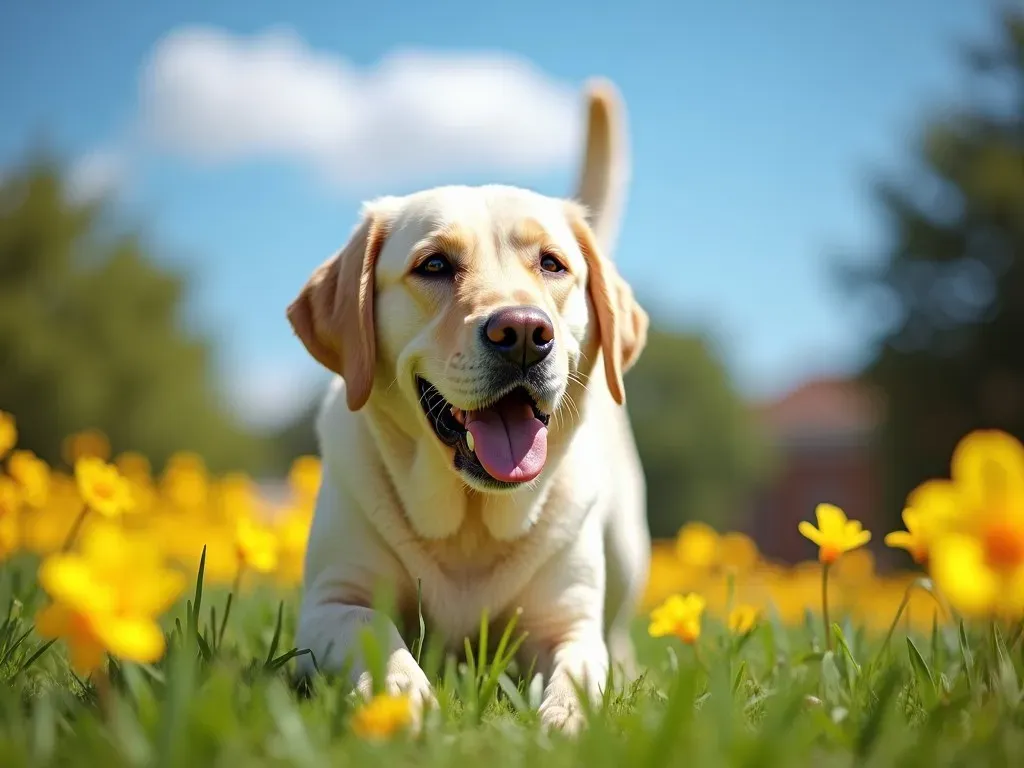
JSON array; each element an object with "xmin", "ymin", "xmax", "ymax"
[
  {"xmin": 4, "ymin": 555, "xmax": 1024, "ymax": 766},
  {"xmin": 837, "ymin": 9, "xmax": 1024, "ymax": 522},
  {"xmin": 0, "ymin": 155, "xmax": 263, "ymax": 472},
  {"xmin": 265, "ymin": 396, "xmax": 323, "ymax": 471},
  {"xmin": 626, "ymin": 326, "xmax": 773, "ymax": 537}
]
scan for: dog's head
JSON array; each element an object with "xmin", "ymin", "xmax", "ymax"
[{"xmin": 287, "ymin": 185, "xmax": 647, "ymax": 492}]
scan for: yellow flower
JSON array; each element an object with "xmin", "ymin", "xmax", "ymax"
[
  {"xmin": 0, "ymin": 476, "xmax": 22, "ymax": 559},
  {"xmin": 235, "ymin": 514, "xmax": 278, "ymax": 574},
  {"xmin": 719, "ymin": 532, "xmax": 759, "ymax": 574},
  {"xmin": 648, "ymin": 593, "xmax": 705, "ymax": 644},
  {"xmin": 35, "ymin": 523, "xmax": 185, "ymax": 673},
  {"xmin": 884, "ymin": 507, "xmax": 931, "ymax": 565},
  {"xmin": 0, "ymin": 411, "xmax": 16, "ymax": 460},
  {"xmin": 114, "ymin": 451, "xmax": 152, "ymax": 484},
  {"xmin": 675, "ymin": 522, "xmax": 720, "ymax": 570},
  {"xmin": 798, "ymin": 503, "xmax": 871, "ymax": 565},
  {"xmin": 274, "ymin": 507, "xmax": 313, "ymax": 586},
  {"xmin": 161, "ymin": 453, "xmax": 208, "ymax": 510},
  {"xmin": 832, "ymin": 548, "xmax": 876, "ymax": 584},
  {"xmin": 62, "ymin": 429, "xmax": 111, "ymax": 465},
  {"xmin": 0, "ymin": 475, "xmax": 21, "ymax": 517},
  {"xmin": 917, "ymin": 430, "xmax": 1024, "ymax": 618},
  {"xmin": 951, "ymin": 429, "xmax": 1024, "ymax": 516},
  {"xmin": 727, "ymin": 604, "xmax": 759, "ymax": 635},
  {"xmin": 217, "ymin": 473, "xmax": 259, "ymax": 523},
  {"xmin": 288, "ymin": 456, "xmax": 322, "ymax": 505},
  {"xmin": 8, "ymin": 449, "xmax": 51, "ymax": 508},
  {"xmin": 351, "ymin": 693, "xmax": 413, "ymax": 740},
  {"xmin": 75, "ymin": 457, "xmax": 134, "ymax": 518}
]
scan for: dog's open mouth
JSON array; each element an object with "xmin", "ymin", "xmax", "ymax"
[{"xmin": 417, "ymin": 377, "xmax": 551, "ymax": 485}]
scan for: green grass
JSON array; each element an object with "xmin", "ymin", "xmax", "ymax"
[{"xmin": 2, "ymin": 553, "xmax": 1024, "ymax": 767}]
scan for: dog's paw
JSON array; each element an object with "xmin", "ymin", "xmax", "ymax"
[
  {"xmin": 538, "ymin": 697, "xmax": 587, "ymax": 735},
  {"xmin": 355, "ymin": 654, "xmax": 437, "ymax": 727}
]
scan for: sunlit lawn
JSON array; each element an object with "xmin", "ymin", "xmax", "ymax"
[{"xmin": 2, "ymin": 416, "xmax": 1024, "ymax": 766}]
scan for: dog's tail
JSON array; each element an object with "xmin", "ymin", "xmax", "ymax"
[{"xmin": 572, "ymin": 78, "xmax": 631, "ymax": 258}]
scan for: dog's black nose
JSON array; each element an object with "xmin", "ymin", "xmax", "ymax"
[{"xmin": 483, "ymin": 306, "xmax": 555, "ymax": 371}]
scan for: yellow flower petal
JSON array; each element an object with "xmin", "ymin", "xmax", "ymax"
[
  {"xmin": 884, "ymin": 531, "xmax": 913, "ymax": 549},
  {"xmin": 648, "ymin": 592, "xmax": 705, "ymax": 642},
  {"xmin": 682, "ymin": 593, "xmax": 706, "ymax": 614},
  {"xmin": 128, "ymin": 570, "xmax": 187, "ymax": 616},
  {"xmin": 728, "ymin": 604, "xmax": 759, "ymax": 635},
  {"xmin": 75, "ymin": 457, "xmax": 134, "ymax": 518},
  {"xmin": 951, "ymin": 429, "xmax": 1024, "ymax": 513},
  {"xmin": 905, "ymin": 480, "xmax": 961, "ymax": 531},
  {"xmin": 798, "ymin": 521, "xmax": 823, "ymax": 546},
  {"xmin": 0, "ymin": 476, "xmax": 22, "ymax": 519},
  {"xmin": 352, "ymin": 693, "xmax": 413, "ymax": 740},
  {"xmin": 34, "ymin": 603, "xmax": 72, "ymax": 640},
  {"xmin": 95, "ymin": 616, "xmax": 166, "ymax": 664},
  {"xmin": 930, "ymin": 533, "xmax": 999, "ymax": 618},
  {"xmin": 38, "ymin": 556, "xmax": 114, "ymax": 614},
  {"xmin": 0, "ymin": 512, "xmax": 18, "ymax": 559},
  {"xmin": 7, "ymin": 450, "xmax": 50, "ymax": 508},
  {"xmin": 901, "ymin": 507, "xmax": 921, "ymax": 532},
  {"xmin": 0, "ymin": 412, "xmax": 16, "ymax": 460},
  {"xmin": 815, "ymin": 503, "xmax": 848, "ymax": 535},
  {"xmin": 68, "ymin": 634, "xmax": 107, "ymax": 675},
  {"xmin": 849, "ymin": 529, "xmax": 871, "ymax": 549},
  {"xmin": 675, "ymin": 522, "xmax": 720, "ymax": 569}
]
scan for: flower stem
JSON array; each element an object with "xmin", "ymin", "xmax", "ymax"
[
  {"xmin": 692, "ymin": 641, "xmax": 708, "ymax": 675},
  {"xmin": 61, "ymin": 505, "xmax": 90, "ymax": 552},
  {"xmin": 821, "ymin": 562, "xmax": 832, "ymax": 652},
  {"xmin": 878, "ymin": 585, "xmax": 914, "ymax": 658}
]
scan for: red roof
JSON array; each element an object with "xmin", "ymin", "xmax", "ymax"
[{"xmin": 754, "ymin": 377, "xmax": 884, "ymax": 438}]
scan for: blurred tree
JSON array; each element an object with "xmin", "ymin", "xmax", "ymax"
[
  {"xmin": 625, "ymin": 326, "xmax": 773, "ymax": 538},
  {"xmin": 267, "ymin": 395, "xmax": 322, "ymax": 468},
  {"xmin": 0, "ymin": 154, "xmax": 264, "ymax": 472},
  {"xmin": 838, "ymin": 9, "xmax": 1024, "ymax": 523}
]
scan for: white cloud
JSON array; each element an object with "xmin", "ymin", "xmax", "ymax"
[
  {"xmin": 65, "ymin": 148, "xmax": 127, "ymax": 203},
  {"xmin": 139, "ymin": 26, "xmax": 582, "ymax": 188}
]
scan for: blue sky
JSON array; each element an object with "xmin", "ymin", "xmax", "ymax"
[{"xmin": 0, "ymin": 0, "xmax": 997, "ymax": 427}]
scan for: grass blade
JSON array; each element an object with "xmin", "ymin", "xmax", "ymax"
[
  {"xmin": 16, "ymin": 639, "xmax": 56, "ymax": 676},
  {"xmin": 268, "ymin": 648, "xmax": 312, "ymax": 672},
  {"xmin": 190, "ymin": 546, "xmax": 207, "ymax": 638},
  {"xmin": 958, "ymin": 620, "xmax": 974, "ymax": 690},
  {"xmin": 411, "ymin": 578, "xmax": 426, "ymax": 666},
  {"xmin": 907, "ymin": 637, "xmax": 937, "ymax": 709},
  {"xmin": 0, "ymin": 625, "xmax": 34, "ymax": 668},
  {"xmin": 219, "ymin": 592, "xmax": 234, "ymax": 648},
  {"xmin": 265, "ymin": 601, "xmax": 285, "ymax": 668}
]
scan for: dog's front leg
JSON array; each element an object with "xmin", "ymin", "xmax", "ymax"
[
  {"xmin": 519, "ymin": 519, "xmax": 611, "ymax": 733},
  {"xmin": 296, "ymin": 601, "xmax": 435, "ymax": 710},
  {"xmin": 296, "ymin": 477, "xmax": 435, "ymax": 712},
  {"xmin": 535, "ymin": 624, "xmax": 610, "ymax": 733}
]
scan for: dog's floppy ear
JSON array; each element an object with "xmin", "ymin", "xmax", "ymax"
[
  {"xmin": 287, "ymin": 210, "xmax": 389, "ymax": 411},
  {"xmin": 567, "ymin": 205, "xmax": 648, "ymax": 405}
]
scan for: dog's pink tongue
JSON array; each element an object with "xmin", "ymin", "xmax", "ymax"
[{"xmin": 466, "ymin": 398, "xmax": 547, "ymax": 483}]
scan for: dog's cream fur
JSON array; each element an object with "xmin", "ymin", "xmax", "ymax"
[{"xmin": 287, "ymin": 79, "xmax": 650, "ymax": 731}]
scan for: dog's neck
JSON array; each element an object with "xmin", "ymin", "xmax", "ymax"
[{"xmin": 359, "ymin": 383, "xmax": 588, "ymax": 546}]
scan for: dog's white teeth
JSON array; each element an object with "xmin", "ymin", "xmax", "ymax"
[{"xmin": 466, "ymin": 431, "xmax": 475, "ymax": 452}]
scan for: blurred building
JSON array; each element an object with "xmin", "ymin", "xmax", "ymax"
[{"xmin": 745, "ymin": 377, "xmax": 885, "ymax": 565}]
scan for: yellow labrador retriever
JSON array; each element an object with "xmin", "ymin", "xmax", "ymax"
[{"xmin": 288, "ymin": 78, "xmax": 650, "ymax": 731}]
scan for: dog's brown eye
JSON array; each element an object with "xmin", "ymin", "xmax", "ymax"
[
  {"xmin": 540, "ymin": 252, "xmax": 566, "ymax": 274},
  {"xmin": 414, "ymin": 254, "xmax": 454, "ymax": 277}
]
